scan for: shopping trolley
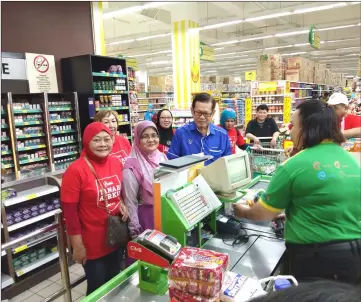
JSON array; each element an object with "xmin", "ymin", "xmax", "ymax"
[{"xmin": 247, "ymin": 137, "xmax": 286, "ymax": 175}]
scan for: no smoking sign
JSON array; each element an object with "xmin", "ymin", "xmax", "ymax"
[{"xmin": 33, "ymin": 55, "xmax": 49, "ymax": 73}]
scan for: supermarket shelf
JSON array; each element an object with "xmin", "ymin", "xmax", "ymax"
[
  {"xmin": 138, "ymin": 97, "xmax": 171, "ymax": 100},
  {"xmin": 252, "ymin": 95, "xmax": 284, "ymax": 97},
  {"xmin": 252, "ymin": 103, "xmax": 283, "ymax": 106},
  {"xmin": 118, "ymin": 121, "xmax": 131, "ymax": 126},
  {"xmin": 92, "ymin": 72, "xmax": 127, "ymax": 78},
  {"xmin": 3, "ymin": 184, "xmax": 59, "ymax": 207},
  {"xmin": 2, "ymin": 137, "xmax": 10, "ymax": 141},
  {"xmin": 1, "ymin": 150, "xmax": 12, "ymax": 155},
  {"xmin": 13, "ymin": 109, "xmax": 43, "ymax": 114},
  {"xmin": 19, "ymin": 156, "xmax": 48, "ymax": 165},
  {"xmin": 15, "ymin": 121, "xmax": 43, "ymax": 126},
  {"xmin": 51, "ymin": 129, "xmax": 76, "ymax": 135},
  {"xmin": 1, "ymin": 273, "xmax": 14, "ymax": 289},
  {"xmin": 12, "ymin": 231, "xmax": 57, "ymax": 254},
  {"xmin": 52, "ymin": 140, "xmax": 76, "ymax": 146},
  {"xmin": 54, "ymin": 151, "xmax": 78, "ymax": 159},
  {"xmin": 2, "ymin": 163, "xmax": 14, "ymax": 169},
  {"xmin": 50, "ymin": 118, "xmax": 75, "ymax": 124},
  {"xmin": 138, "ymin": 102, "xmax": 167, "ymax": 105},
  {"xmin": 96, "ymin": 106, "xmax": 129, "ymax": 111},
  {"xmin": 294, "ymin": 96, "xmax": 312, "ymax": 100},
  {"xmin": 290, "ymin": 87, "xmax": 312, "ymax": 90},
  {"xmin": 1, "ymin": 110, "xmax": 6, "ymax": 115},
  {"xmin": 18, "ymin": 144, "xmax": 46, "ymax": 152},
  {"xmin": 17, "ymin": 133, "xmax": 45, "ymax": 139},
  {"xmin": 137, "ymin": 109, "xmax": 162, "ymax": 113},
  {"xmin": 1, "ymin": 124, "xmax": 9, "ymax": 128},
  {"xmin": 1, "ymin": 250, "xmax": 6, "ymax": 256},
  {"xmin": 15, "ymin": 251, "xmax": 59, "ymax": 277},
  {"xmin": 49, "ymin": 107, "xmax": 72, "ymax": 112},
  {"xmin": 8, "ymin": 209, "xmax": 60, "ymax": 232},
  {"xmin": 94, "ymin": 90, "xmax": 128, "ymax": 94}
]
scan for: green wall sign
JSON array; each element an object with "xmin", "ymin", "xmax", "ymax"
[{"xmin": 309, "ymin": 25, "xmax": 321, "ymax": 49}]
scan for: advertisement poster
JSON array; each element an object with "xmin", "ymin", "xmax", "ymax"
[{"xmin": 25, "ymin": 53, "xmax": 59, "ymax": 93}]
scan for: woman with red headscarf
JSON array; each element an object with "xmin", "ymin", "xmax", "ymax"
[
  {"xmin": 122, "ymin": 121, "xmax": 167, "ymax": 239},
  {"xmin": 61, "ymin": 122, "xmax": 129, "ymax": 295}
]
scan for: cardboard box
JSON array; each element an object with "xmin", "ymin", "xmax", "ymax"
[{"xmin": 286, "ymin": 69, "xmax": 301, "ymax": 82}]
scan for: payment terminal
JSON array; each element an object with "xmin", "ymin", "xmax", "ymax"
[{"xmin": 136, "ymin": 229, "xmax": 182, "ymax": 262}]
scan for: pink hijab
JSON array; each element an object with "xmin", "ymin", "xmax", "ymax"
[{"xmin": 124, "ymin": 121, "xmax": 167, "ymax": 196}]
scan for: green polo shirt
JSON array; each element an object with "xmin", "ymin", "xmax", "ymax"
[{"xmin": 259, "ymin": 142, "xmax": 361, "ymax": 244}]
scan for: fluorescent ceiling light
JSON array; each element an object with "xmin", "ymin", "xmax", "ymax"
[
  {"xmin": 275, "ymin": 30, "xmax": 309, "ymax": 37},
  {"xmin": 103, "ymin": 2, "xmax": 171, "ymax": 19},
  {"xmin": 131, "ymin": 50, "xmax": 172, "ymax": 58},
  {"xmin": 107, "ymin": 39, "xmax": 135, "ymax": 46},
  {"xmin": 214, "ymin": 52, "xmax": 237, "ymax": 57},
  {"xmin": 264, "ymin": 45, "xmax": 293, "ymax": 50},
  {"xmin": 292, "ymin": 3, "xmax": 348, "ymax": 14},
  {"xmin": 245, "ymin": 12, "xmax": 292, "ymax": 22},
  {"xmin": 198, "ymin": 20, "xmax": 244, "ymax": 31},
  {"xmin": 136, "ymin": 33, "xmax": 171, "ymax": 41},
  {"xmin": 281, "ymin": 52, "xmax": 307, "ymax": 56},
  {"xmin": 211, "ymin": 40, "xmax": 239, "ymax": 46},
  {"xmin": 149, "ymin": 60, "xmax": 170, "ymax": 65},
  {"xmin": 317, "ymin": 24, "xmax": 358, "ymax": 31},
  {"xmin": 294, "ymin": 43, "xmax": 310, "ymax": 47},
  {"xmin": 241, "ymin": 35, "xmax": 273, "ymax": 42},
  {"xmin": 214, "ymin": 47, "xmax": 224, "ymax": 51}
]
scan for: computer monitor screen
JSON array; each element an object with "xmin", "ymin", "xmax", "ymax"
[{"xmin": 199, "ymin": 152, "xmax": 252, "ymax": 196}]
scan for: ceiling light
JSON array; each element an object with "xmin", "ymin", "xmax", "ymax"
[
  {"xmin": 131, "ymin": 50, "xmax": 172, "ymax": 58},
  {"xmin": 317, "ymin": 24, "xmax": 358, "ymax": 31},
  {"xmin": 106, "ymin": 39, "xmax": 135, "ymax": 46},
  {"xmin": 136, "ymin": 33, "xmax": 171, "ymax": 41},
  {"xmin": 214, "ymin": 52, "xmax": 237, "ymax": 57},
  {"xmin": 198, "ymin": 20, "xmax": 244, "ymax": 31},
  {"xmin": 245, "ymin": 12, "xmax": 292, "ymax": 22},
  {"xmin": 264, "ymin": 45, "xmax": 293, "ymax": 50},
  {"xmin": 103, "ymin": 2, "xmax": 171, "ymax": 19},
  {"xmin": 211, "ymin": 40, "xmax": 239, "ymax": 46},
  {"xmin": 149, "ymin": 60, "xmax": 170, "ymax": 65},
  {"xmin": 292, "ymin": 3, "xmax": 348, "ymax": 14},
  {"xmin": 293, "ymin": 43, "xmax": 310, "ymax": 47},
  {"xmin": 214, "ymin": 47, "xmax": 224, "ymax": 51},
  {"xmin": 275, "ymin": 30, "xmax": 309, "ymax": 37},
  {"xmin": 241, "ymin": 35, "xmax": 273, "ymax": 42}
]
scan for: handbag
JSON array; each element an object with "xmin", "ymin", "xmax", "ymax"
[{"xmin": 84, "ymin": 157, "xmax": 129, "ymax": 248}]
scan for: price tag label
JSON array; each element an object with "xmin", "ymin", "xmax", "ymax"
[
  {"xmin": 17, "ymin": 270, "xmax": 24, "ymax": 276},
  {"xmin": 283, "ymin": 96, "xmax": 292, "ymax": 124},
  {"xmin": 22, "ymin": 110, "xmax": 28, "ymax": 113},
  {"xmin": 51, "ymin": 247, "xmax": 58, "ymax": 253},
  {"xmin": 14, "ymin": 245, "xmax": 28, "ymax": 253},
  {"xmin": 26, "ymin": 193, "xmax": 37, "ymax": 200},
  {"xmin": 245, "ymin": 97, "xmax": 253, "ymax": 127}
]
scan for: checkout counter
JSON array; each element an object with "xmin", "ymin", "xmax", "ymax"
[{"xmin": 82, "ymin": 154, "xmax": 286, "ymax": 302}]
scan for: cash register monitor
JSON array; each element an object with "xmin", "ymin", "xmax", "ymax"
[{"xmin": 199, "ymin": 152, "xmax": 252, "ymax": 198}]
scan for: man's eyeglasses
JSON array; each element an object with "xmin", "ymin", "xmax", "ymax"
[
  {"xmin": 160, "ymin": 117, "xmax": 173, "ymax": 120},
  {"xmin": 140, "ymin": 134, "xmax": 159, "ymax": 142},
  {"xmin": 193, "ymin": 110, "xmax": 213, "ymax": 118}
]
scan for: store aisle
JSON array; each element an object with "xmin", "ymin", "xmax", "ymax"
[{"xmin": 8, "ymin": 264, "xmax": 86, "ymax": 302}]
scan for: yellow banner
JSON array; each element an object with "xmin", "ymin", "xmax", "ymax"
[
  {"xmin": 258, "ymin": 81, "xmax": 278, "ymax": 92},
  {"xmin": 126, "ymin": 58, "xmax": 138, "ymax": 70},
  {"xmin": 245, "ymin": 97, "xmax": 252, "ymax": 127},
  {"xmin": 245, "ymin": 71, "xmax": 256, "ymax": 81},
  {"xmin": 283, "ymin": 96, "xmax": 292, "ymax": 124}
]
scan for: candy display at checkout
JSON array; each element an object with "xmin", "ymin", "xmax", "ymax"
[
  {"xmin": 52, "ymin": 135, "xmax": 76, "ymax": 144},
  {"xmin": 6, "ymin": 198, "xmax": 60, "ymax": 226},
  {"xmin": 95, "ymin": 95, "xmax": 126, "ymax": 108},
  {"xmin": 12, "ymin": 102, "xmax": 41, "ymax": 110},
  {"xmin": 49, "ymin": 112, "xmax": 72, "ymax": 120},
  {"xmin": 15, "ymin": 127, "xmax": 43, "ymax": 136},
  {"xmin": 51, "ymin": 125, "xmax": 73, "ymax": 132},
  {"xmin": 49, "ymin": 101, "xmax": 72, "ymax": 108},
  {"xmin": 53, "ymin": 145, "xmax": 77, "ymax": 155},
  {"xmin": 19, "ymin": 150, "xmax": 47, "ymax": 161},
  {"xmin": 17, "ymin": 139, "xmax": 45, "ymax": 148},
  {"xmin": 54, "ymin": 156, "xmax": 77, "ymax": 169},
  {"xmin": 93, "ymin": 79, "xmax": 127, "ymax": 91},
  {"xmin": 169, "ymin": 247, "xmax": 229, "ymax": 301},
  {"xmin": 14, "ymin": 114, "xmax": 42, "ymax": 123}
]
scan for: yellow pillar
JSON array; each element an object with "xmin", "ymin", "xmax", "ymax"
[
  {"xmin": 172, "ymin": 20, "xmax": 200, "ymax": 110},
  {"xmin": 91, "ymin": 2, "xmax": 106, "ymax": 56}
]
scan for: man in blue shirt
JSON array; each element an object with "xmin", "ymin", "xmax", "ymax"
[{"xmin": 167, "ymin": 93, "xmax": 232, "ymax": 165}]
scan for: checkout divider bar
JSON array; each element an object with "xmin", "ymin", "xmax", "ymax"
[{"xmin": 1, "ymin": 209, "xmax": 86, "ymax": 302}]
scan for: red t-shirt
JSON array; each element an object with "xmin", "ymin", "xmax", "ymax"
[
  {"xmin": 344, "ymin": 114, "xmax": 361, "ymax": 130},
  {"xmin": 158, "ymin": 144, "xmax": 169, "ymax": 154},
  {"xmin": 61, "ymin": 157, "xmax": 123, "ymax": 259},
  {"xmin": 111, "ymin": 135, "xmax": 132, "ymax": 166},
  {"xmin": 218, "ymin": 126, "xmax": 245, "ymax": 154}
]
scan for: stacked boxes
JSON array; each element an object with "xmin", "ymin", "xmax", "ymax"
[
  {"xmin": 256, "ymin": 55, "xmax": 286, "ymax": 81},
  {"xmin": 286, "ymin": 57, "xmax": 314, "ymax": 83}
]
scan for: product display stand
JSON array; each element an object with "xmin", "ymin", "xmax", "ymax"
[
  {"xmin": 136, "ymin": 91, "xmax": 173, "ymax": 121},
  {"xmin": 1, "ymin": 92, "xmax": 82, "ymax": 183},
  {"xmin": 61, "ymin": 55, "xmax": 132, "ymax": 139},
  {"xmin": 1, "ymin": 174, "xmax": 71, "ymax": 299}
]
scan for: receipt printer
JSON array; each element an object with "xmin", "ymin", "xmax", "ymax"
[{"xmin": 216, "ymin": 214, "xmax": 242, "ymax": 235}]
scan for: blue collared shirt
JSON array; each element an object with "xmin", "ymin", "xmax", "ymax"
[{"xmin": 167, "ymin": 122, "xmax": 232, "ymax": 165}]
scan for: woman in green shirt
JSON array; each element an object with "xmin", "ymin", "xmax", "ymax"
[{"xmin": 234, "ymin": 100, "xmax": 361, "ymax": 284}]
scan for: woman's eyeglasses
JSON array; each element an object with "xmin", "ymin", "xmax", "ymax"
[{"xmin": 140, "ymin": 134, "xmax": 159, "ymax": 142}]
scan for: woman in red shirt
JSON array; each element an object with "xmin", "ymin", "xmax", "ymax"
[
  {"xmin": 94, "ymin": 110, "xmax": 132, "ymax": 166},
  {"xmin": 155, "ymin": 109, "xmax": 174, "ymax": 154},
  {"xmin": 61, "ymin": 122, "xmax": 129, "ymax": 295},
  {"xmin": 219, "ymin": 108, "xmax": 248, "ymax": 153}
]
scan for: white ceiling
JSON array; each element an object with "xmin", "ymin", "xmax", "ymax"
[{"xmin": 103, "ymin": 1, "xmax": 361, "ymax": 76}]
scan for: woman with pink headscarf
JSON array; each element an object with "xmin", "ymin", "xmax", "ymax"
[{"xmin": 122, "ymin": 121, "xmax": 167, "ymax": 239}]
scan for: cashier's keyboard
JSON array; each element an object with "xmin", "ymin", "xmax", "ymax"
[{"xmin": 170, "ymin": 184, "xmax": 212, "ymax": 226}]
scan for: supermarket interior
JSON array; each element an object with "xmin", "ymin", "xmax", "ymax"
[{"xmin": 1, "ymin": 1, "xmax": 361, "ymax": 302}]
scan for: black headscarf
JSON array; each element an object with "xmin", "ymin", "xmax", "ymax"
[{"xmin": 156, "ymin": 109, "xmax": 174, "ymax": 147}]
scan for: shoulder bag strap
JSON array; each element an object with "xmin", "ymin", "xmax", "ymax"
[{"xmin": 84, "ymin": 157, "xmax": 110, "ymax": 214}]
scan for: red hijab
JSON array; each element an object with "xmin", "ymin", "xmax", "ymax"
[{"xmin": 82, "ymin": 122, "xmax": 112, "ymax": 164}]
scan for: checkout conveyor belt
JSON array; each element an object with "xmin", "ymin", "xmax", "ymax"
[{"xmin": 94, "ymin": 224, "xmax": 285, "ymax": 302}]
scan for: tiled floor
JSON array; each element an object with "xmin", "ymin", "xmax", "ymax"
[{"xmin": 8, "ymin": 263, "xmax": 86, "ymax": 302}]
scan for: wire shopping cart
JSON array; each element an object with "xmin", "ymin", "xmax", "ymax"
[{"xmin": 247, "ymin": 138, "xmax": 286, "ymax": 175}]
